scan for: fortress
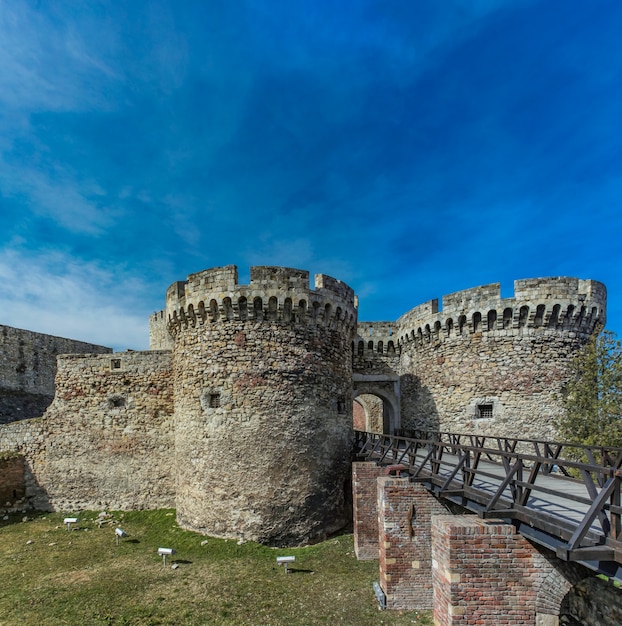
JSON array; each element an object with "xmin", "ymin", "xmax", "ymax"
[{"xmin": 0, "ymin": 266, "xmax": 607, "ymax": 547}]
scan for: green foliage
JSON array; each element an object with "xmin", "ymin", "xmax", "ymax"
[{"xmin": 559, "ymin": 327, "xmax": 622, "ymax": 447}]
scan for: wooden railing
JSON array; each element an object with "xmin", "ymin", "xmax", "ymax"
[{"xmin": 354, "ymin": 430, "xmax": 622, "ymax": 579}]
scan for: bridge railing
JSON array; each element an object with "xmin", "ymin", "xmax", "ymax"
[
  {"xmin": 354, "ymin": 430, "xmax": 622, "ymax": 574},
  {"xmin": 394, "ymin": 428, "xmax": 622, "ymax": 480}
]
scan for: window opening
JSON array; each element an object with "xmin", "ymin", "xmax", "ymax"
[{"xmin": 476, "ymin": 404, "xmax": 493, "ymax": 419}]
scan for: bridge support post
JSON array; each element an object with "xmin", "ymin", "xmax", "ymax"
[
  {"xmin": 377, "ymin": 476, "xmax": 447, "ymax": 610},
  {"xmin": 432, "ymin": 516, "xmax": 540, "ymax": 625},
  {"xmin": 352, "ymin": 462, "xmax": 384, "ymax": 560}
]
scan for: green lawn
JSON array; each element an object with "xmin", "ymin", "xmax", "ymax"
[{"xmin": 0, "ymin": 510, "xmax": 431, "ymax": 625}]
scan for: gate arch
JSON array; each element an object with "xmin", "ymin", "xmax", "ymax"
[{"xmin": 352, "ymin": 374, "xmax": 400, "ymax": 434}]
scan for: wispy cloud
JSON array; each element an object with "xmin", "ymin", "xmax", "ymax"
[
  {"xmin": 0, "ymin": 0, "xmax": 621, "ymax": 343},
  {"xmin": 0, "ymin": 247, "xmax": 151, "ymax": 351}
]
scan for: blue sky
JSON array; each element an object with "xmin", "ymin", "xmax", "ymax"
[{"xmin": 1, "ymin": 0, "xmax": 621, "ymax": 351}]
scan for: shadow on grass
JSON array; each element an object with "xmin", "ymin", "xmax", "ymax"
[{"xmin": 288, "ymin": 568, "xmax": 314, "ymax": 574}]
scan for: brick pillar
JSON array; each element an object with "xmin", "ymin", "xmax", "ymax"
[
  {"xmin": 378, "ymin": 476, "xmax": 447, "ymax": 610},
  {"xmin": 432, "ymin": 516, "xmax": 537, "ymax": 626},
  {"xmin": 352, "ymin": 462, "xmax": 384, "ymax": 559}
]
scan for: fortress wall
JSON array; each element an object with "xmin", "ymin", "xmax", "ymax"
[
  {"xmin": 0, "ymin": 325, "xmax": 111, "ymax": 423},
  {"xmin": 0, "ymin": 454, "xmax": 26, "ymax": 506},
  {"xmin": 353, "ymin": 322, "xmax": 400, "ymax": 377},
  {"xmin": 399, "ymin": 332, "xmax": 585, "ymax": 439},
  {"xmin": 13, "ymin": 350, "xmax": 175, "ymax": 512},
  {"xmin": 149, "ymin": 310, "xmax": 174, "ymax": 350},
  {"xmin": 354, "ymin": 394, "xmax": 384, "ymax": 432},
  {"xmin": 166, "ymin": 265, "xmax": 357, "ymax": 546},
  {"xmin": 397, "ymin": 278, "xmax": 606, "ymax": 438}
]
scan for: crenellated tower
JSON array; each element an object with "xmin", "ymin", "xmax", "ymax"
[
  {"xmin": 163, "ymin": 265, "xmax": 357, "ymax": 545},
  {"xmin": 395, "ymin": 277, "xmax": 606, "ymax": 439}
]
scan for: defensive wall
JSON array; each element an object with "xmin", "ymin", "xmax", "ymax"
[
  {"xmin": 352, "ymin": 321, "xmax": 401, "ymax": 433},
  {"xmin": 353, "ymin": 277, "xmax": 606, "ymax": 440},
  {"xmin": 0, "ymin": 269, "xmax": 608, "ymax": 552},
  {"xmin": 0, "ymin": 350, "xmax": 174, "ymax": 512},
  {"xmin": 0, "ymin": 324, "xmax": 111, "ymax": 424},
  {"xmin": 0, "ymin": 268, "xmax": 614, "ymax": 621}
]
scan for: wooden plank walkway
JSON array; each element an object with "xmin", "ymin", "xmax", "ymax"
[{"xmin": 354, "ymin": 430, "xmax": 622, "ymax": 581}]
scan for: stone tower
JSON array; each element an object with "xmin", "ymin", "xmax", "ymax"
[
  {"xmin": 396, "ymin": 278, "xmax": 607, "ymax": 439},
  {"xmin": 164, "ymin": 265, "xmax": 357, "ymax": 546}
]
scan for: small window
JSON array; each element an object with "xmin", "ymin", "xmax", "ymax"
[
  {"xmin": 209, "ymin": 393, "xmax": 221, "ymax": 408},
  {"xmin": 337, "ymin": 397, "xmax": 346, "ymax": 414},
  {"xmin": 477, "ymin": 404, "xmax": 493, "ymax": 419},
  {"xmin": 111, "ymin": 359, "xmax": 122, "ymax": 370}
]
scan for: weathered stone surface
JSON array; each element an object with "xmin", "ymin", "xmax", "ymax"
[
  {"xmin": 0, "ymin": 269, "xmax": 608, "ymax": 552},
  {"xmin": 0, "ymin": 325, "xmax": 111, "ymax": 424},
  {"xmin": 394, "ymin": 278, "xmax": 606, "ymax": 440},
  {"xmin": 0, "ymin": 351, "xmax": 174, "ymax": 511},
  {"xmin": 167, "ymin": 265, "xmax": 357, "ymax": 545}
]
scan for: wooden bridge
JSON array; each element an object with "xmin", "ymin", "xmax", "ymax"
[{"xmin": 354, "ymin": 429, "xmax": 622, "ymax": 582}]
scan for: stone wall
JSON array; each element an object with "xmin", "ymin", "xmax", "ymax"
[
  {"xmin": 167, "ymin": 265, "xmax": 358, "ymax": 546},
  {"xmin": 0, "ymin": 324, "xmax": 111, "ymax": 424},
  {"xmin": 149, "ymin": 310, "xmax": 174, "ymax": 350},
  {"xmin": 354, "ymin": 393, "xmax": 384, "ymax": 432},
  {"xmin": 0, "ymin": 350, "xmax": 174, "ymax": 511},
  {"xmin": 353, "ymin": 322, "xmax": 400, "ymax": 377},
  {"xmin": 562, "ymin": 576, "xmax": 622, "ymax": 626},
  {"xmin": 0, "ymin": 453, "xmax": 26, "ymax": 506},
  {"xmin": 396, "ymin": 278, "xmax": 606, "ymax": 439}
]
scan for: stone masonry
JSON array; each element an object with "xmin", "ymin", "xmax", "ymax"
[
  {"xmin": 166, "ymin": 265, "xmax": 357, "ymax": 545},
  {"xmin": 0, "ymin": 324, "xmax": 111, "ymax": 424},
  {"xmin": 0, "ymin": 267, "xmax": 607, "ymax": 549}
]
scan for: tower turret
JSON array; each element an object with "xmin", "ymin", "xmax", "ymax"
[
  {"xmin": 396, "ymin": 277, "xmax": 606, "ymax": 439},
  {"xmin": 166, "ymin": 265, "xmax": 357, "ymax": 545}
]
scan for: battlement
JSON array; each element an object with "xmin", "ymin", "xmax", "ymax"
[
  {"xmin": 354, "ymin": 322, "xmax": 400, "ymax": 357},
  {"xmin": 165, "ymin": 265, "xmax": 358, "ymax": 337},
  {"xmin": 397, "ymin": 277, "xmax": 606, "ymax": 346}
]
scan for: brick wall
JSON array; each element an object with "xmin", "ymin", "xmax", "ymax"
[
  {"xmin": 377, "ymin": 476, "xmax": 447, "ymax": 610},
  {"xmin": 352, "ymin": 462, "xmax": 384, "ymax": 559},
  {"xmin": 432, "ymin": 516, "xmax": 538, "ymax": 626}
]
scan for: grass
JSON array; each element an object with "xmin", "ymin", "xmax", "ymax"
[{"xmin": 0, "ymin": 509, "xmax": 432, "ymax": 626}]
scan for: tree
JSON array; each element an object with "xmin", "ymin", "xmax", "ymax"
[{"xmin": 558, "ymin": 326, "xmax": 622, "ymax": 448}]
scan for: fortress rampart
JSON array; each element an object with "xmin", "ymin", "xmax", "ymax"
[
  {"xmin": 0, "ymin": 325, "xmax": 111, "ymax": 424},
  {"xmin": 0, "ymin": 350, "xmax": 175, "ymax": 512},
  {"xmin": 163, "ymin": 265, "xmax": 356, "ymax": 336},
  {"xmin": 397, "ymin": 278, "xmax": 606, "ymax": 344},
  {"xmin": 0, "ymin": 269, "xmax": 608, "ymax": 548},
  {"xmin": 396, "ymin": 278, "xmax": 607, "ymax": 439}
]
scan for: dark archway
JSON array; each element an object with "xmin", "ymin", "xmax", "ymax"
[{"xmin": 352, "ymin": 377, "xmax": 400, "ymax": 434}]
